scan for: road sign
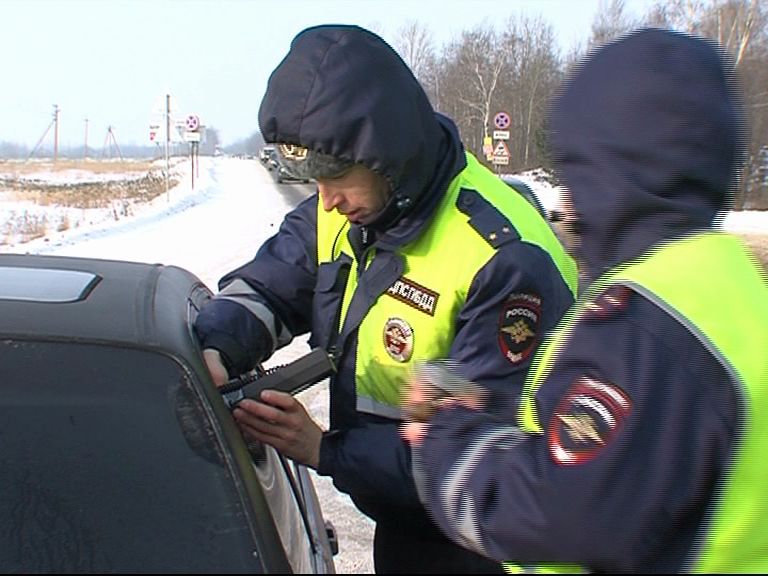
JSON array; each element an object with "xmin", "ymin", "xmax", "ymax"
[
  {"xmin": 185, "ymin": 114, "xmax": 200, "ymax": 131},
  {"xmin": 492, "ymin": 139, "xmax": 510, "ymax": 165},
  {"xmin": 493, "ymin": 140, "xmax": 510, "ymax": 157},
  {"xmin": 493, "ymin": 130, "xmax": 510, "ymax": 140},
  {"xmin": 494, "ymin": 111, "xmax": 511, "ymax": 130}
]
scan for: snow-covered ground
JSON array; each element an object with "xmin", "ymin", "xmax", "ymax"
[
  {"xmin": 3, "ymin": 161, "xmax": 764, "ymax": 267},
  {"xmin": 1, "ymin": 156, "xmax": 766, "ymax": 574},
  {"xmin": 0, "ymin": 158, "xmax": 289, "ymax": 289},
  {"xmin": 509, "ymin": 168, "xmax": 768, "ymax": 235}
]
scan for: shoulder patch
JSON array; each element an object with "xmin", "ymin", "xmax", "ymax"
[
  {"xmin": 498, "ymin": 293, "xmax": 541, "ymax": 365},
  {"xmin": 548, "ymin": 375, "xmax": 632, "ymax": 466},
  {"xmin": 582, "ymin": 285, "xmax": 633, "ymax": 321},
  {"xmin": 456, "ymin": 188, "xmax": 520, "ymax": 249}
]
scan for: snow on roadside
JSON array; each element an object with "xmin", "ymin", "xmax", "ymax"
[
  {"xmin": 509, "ymin": 169, "xmax": 767, "ymax": 235},
  {"xmin": 721, "ymin": 210, "xmax": 768, "ymax": 234},
  {"xmin": 1, "ymin": 162, "xmax": 766, "ymax": 257},
  {"xmin": 0, "ymin": 159, "xmax": 206, "ymax": 253}
]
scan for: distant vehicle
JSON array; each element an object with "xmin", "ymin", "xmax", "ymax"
[
  {"xmin": 263, "ymin": 149, "xmax": 310, "ymax": 184},
  {"xmin": 260, "ymin": 145, "xmax": 276, "ymax": 164},
  {"xmin": 274, "ymin": 161, "xmax": 311, "ymax": 184},
  {"xmin": 0, "ymin": 254, "xmax": 337, "ymax": 574},
  {"xmin": 500, "ymin": 175, "xmax": 548, "ymax": 220}
]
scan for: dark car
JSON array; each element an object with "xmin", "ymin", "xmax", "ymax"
[
  {"xmin": 263, "ymin": 149, "xmax": 310, "ymax": 184},
  {"xmin": 0, "ymin": 253, "xmax": 336, "ymax": 573},
  {"xmin": 274, "ymin": 162, "xmax": 311, "ymax": 184},
  {"xmin": 500, "ymin": 175, "xmax": 548, "ymax": 220}
]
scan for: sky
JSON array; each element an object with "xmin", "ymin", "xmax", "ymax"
[{"xmin": 1, "ymin": 0, "xmax": 659, "ymax": 150}]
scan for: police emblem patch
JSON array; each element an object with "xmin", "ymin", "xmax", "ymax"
[
  {"xmin": 498, "ymin": 293, "xmax": 541, "ymax": 364},
  {"xmin": 383, "ymin": 317, "xmax": 414, "ymax": 362},
  {"xmin": 548, "ymin": 375, "xmax": 632, "ymax": 465}
]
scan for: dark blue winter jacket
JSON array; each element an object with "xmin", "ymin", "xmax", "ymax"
[
  {"xmin": 195, "ymin": 25, "xmax": 575, "ymax": 525},
  {"xmin": 412, "ymin": 28, "xmax": 761, "ymax": 573}
]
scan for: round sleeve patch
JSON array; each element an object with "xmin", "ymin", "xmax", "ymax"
[
  {"xmin": 498, "ymin": 293, "xmax": 541, "ymax": 365},
  {"xmin": 548, "ymin": 375, "xmax": 632, "ymax": 465}
]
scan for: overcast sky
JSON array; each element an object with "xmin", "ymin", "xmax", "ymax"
[{"xmin": 1, "ymin": 0, "xmax": 657, "ymax": 149}]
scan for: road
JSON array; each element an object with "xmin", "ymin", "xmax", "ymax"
[{"xmin": 37, "ymin": 156, "xmax": 376, "ymax": 574}]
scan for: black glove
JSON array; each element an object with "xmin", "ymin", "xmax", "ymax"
[{"xmin": 194, "ymin": 299, "xmax": 273, "ymax": 378}]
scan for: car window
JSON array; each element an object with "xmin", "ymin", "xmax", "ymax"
[{"xmin": 0, "ymin": 341, "xmax": 263, "ymax": 573}]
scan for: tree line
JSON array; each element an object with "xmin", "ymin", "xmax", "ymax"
[
  {"xmin": 391, "ymin": 0, "xmax": 767, "ymax": 210},
  {"xmin": 5, "ymin": 1, "xmax": 762, "ymax": 209}
]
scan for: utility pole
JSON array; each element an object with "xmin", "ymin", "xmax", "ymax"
[
  {"xmin": 102, "ymin": 126, "xmax": 123, "ymax": 161},
  {"xmin": 165, "ymin": 94, "xmax": 171, "ymax": 201},
  {"xmin": 53, "ymin": 104, "xmax": 59, "ymax": 162},
  {"xmin": 84, "ymin": 117, "xmax": 89, "ymax": 159},
  {"xmin": 27, "ymin": 106, "xmax": 56, "ymax": 161}
]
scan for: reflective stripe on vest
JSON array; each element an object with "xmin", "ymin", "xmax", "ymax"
[
  {"xmin": 516, "ymin": 232, "xmax": 768, "ymax": 572},
  {"xmin": 317, "ymin": 152, "xmax": 578, "ymax": 419}
]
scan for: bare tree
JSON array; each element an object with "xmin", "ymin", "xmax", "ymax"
[
  {"xmin": 392, "ymin": 20, "xmax": 443, "ymax": 108},
  {"xmin": 644, "ymin": 0, "xmax": 768, "ymax": 208},
  {"xmin": 393, "ymin": 20, "xmax": 435, "ymax": 80},
  {"xmin": 589, "ymin": 0, "xmax": 639, "ymax": 48},
  {"xmin": 700, "ymin": 0, "xmax": 761, "ymax": 66},
  {"xmin": 498, "ymin": 16, "xmax": 562, "ymax": 169},
  {"xmin": 645, "ymin": 0, "xmax": 708, "ymax": 30},
  {"xmin": 439, "ymin": 25, "xmax": 508, "ymax": 154}
]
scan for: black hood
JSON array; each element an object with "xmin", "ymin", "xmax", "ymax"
[
  {"xmin": 550, "ymin": 28, "xmax": 741, "ymax": 279},
  {"xmin": 259, "ymin": 25, "xmax": 465, "ymax": 230}
]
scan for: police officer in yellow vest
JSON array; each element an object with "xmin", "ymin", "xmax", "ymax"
[
  {"xmin": 193, "ymin": 25, "xmax": 577, "ymax": 573},
  {"xmin": 402, "ymin": 28, "xmax": 768, "ymax": 573}
]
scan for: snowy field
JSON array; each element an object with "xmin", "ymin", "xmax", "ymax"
[
  {"xmin": 2, "ymin": 159, "xmax": 764, "ymax": 263},
  {"xmin": 1, "ymin": 156, "xmax": 766, "ymax": 573}
]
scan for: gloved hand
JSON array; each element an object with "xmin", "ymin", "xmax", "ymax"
[{"xmin": 194, "ymin": 298, "xmax": 275, "ymax": 377}]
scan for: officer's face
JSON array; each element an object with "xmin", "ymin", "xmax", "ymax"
[
  {"xmin": 316, "ymin": 165, "xmax": 391, "ymax": 225},
  {"xmin": 551, "ymin": 191, "xmax": 581, "ymax": 255}
]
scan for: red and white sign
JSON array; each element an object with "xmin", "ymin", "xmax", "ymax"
[
  {"xmin": 492, "ymin": 140, "xmax": 510, "ymax": 165},
  {"xmin": 185, "ymin": 114, "xmax": 200, "ymax": 131},
  {"xmin": 494, "ymin": 111, "xmax": 511, "ymax": 130},
  {"xmin": 493, "ymin": 140, "xmax": 510, "ymax": 157}
]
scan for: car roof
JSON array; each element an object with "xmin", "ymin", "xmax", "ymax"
[{"xmin": 0, "ymin": 253, "xmax": 208, "ymax": 357}]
